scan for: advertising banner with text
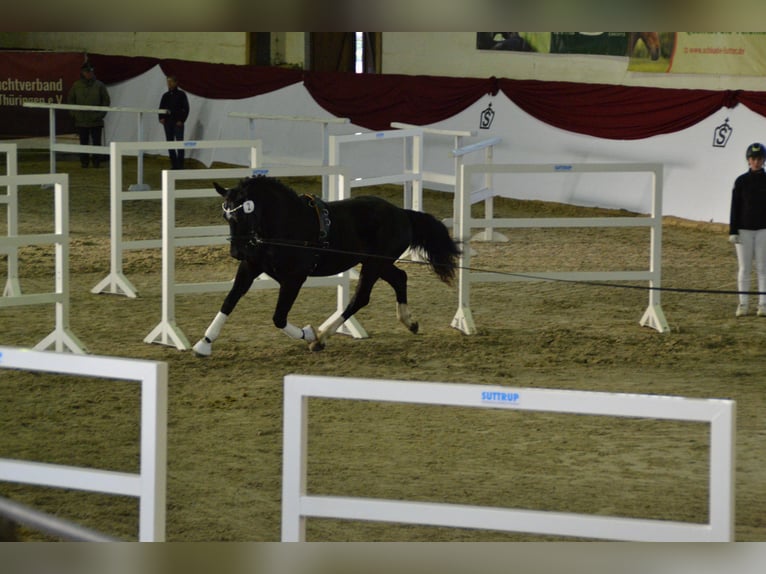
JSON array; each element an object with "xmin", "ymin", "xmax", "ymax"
[
  {"xmin": 479, "ymin": 32, "xmax": 766, "ymax": 76},
  {"xmin": 0, "ymin": 51, "xmax": 84, "ymax": 137}
]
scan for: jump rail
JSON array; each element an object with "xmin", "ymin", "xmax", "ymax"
[
  {"xmin": 0, "ymin": 172, "xmax": 86, "ymax": 353},
  {"xmin": 391, "ymin": 122, "xmax": 503, "ymax": 240},
  {"xmin": 451, "ymin": 162, "xmax": 669, "ymax": 335},
  {"xmin": 0, "ymin": 144, "xmax": 20, "ymax": 297},
  {"xmin": 229, "ymin": 113, "xmax": 350, "ymax": 198},
  {"xmin": 144, "ymin": 165, "xmax": 367, "ymax": 350},
  {"xmin": 22, "ymin": 102, "xmax": 167, "ymax": 190},
  {"xmin": 92, "ymin": 139, "xmax": 261, "ymax": 299},
  {"xmin": 0, "ymin": 346, "xmax": 168, "ymax": 541},
  {"xmin": 282, "ymin": 375, "xmax": 735, "ymax": 542},
  {"xmin": 328, "ymin": 128, "xmax": 423, "ymax": 207}
]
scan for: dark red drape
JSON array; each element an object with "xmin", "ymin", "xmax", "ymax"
[
  {"xmin": 87, "ymin": 54, "xmax": 157, "ymax": 85},
  {"xmin": 498, "ymin": 79, "xmax": 739, "ymax": 140},
  {"xmin": 158, "ymin": 59, "xmax": 303, "ymax": 98},
  {"xmin": 9, "ymin": 51, "xmax": 766, "ymax": 140},
  {"xmin": 303, "ymin": 72, "xmax": 499, "ymax": 131}
]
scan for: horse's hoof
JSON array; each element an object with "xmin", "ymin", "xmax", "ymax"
[
  {"xmin": 308, "ymin": 340, "xmax": 325, "ymax": 352},
  {"xmin": 192, "ymin": 339, "xmax": 212, "ymax": 356},
  {"xmin": 409, "ymin": 322, "xmax": 419, "ymax": 334}
]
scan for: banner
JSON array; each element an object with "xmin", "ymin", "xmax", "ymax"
[
  {"xmin": 0, "ymin": 52, "xmax": 84, "ymax": 137},
  {"xmin": 662, "ymin": 32, "xmax": 766, "ymax": 76},
  {"xmin": 477, "ymin": 33, "xmax": 629, "ymax": 55}
]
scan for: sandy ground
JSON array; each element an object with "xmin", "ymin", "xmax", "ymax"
[{"xmin": 1, "ymin": 151, "xmax": 764, "ymax": 541}]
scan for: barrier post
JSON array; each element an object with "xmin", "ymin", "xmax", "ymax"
[
  {"xmin": 391, "ymin": 122, "xmax": 503, "ymax": 240},
  {"xmin": 21, "ymin": 102, "xmax": 167, "ymax": 189},
  {"xmin": 0, "ymin": 144, "xmax": 20, "ymax": 297},
  {"xmin": 228, "ymin": 113, "xmax": 350, "ymax": 197},
  {"xmin": 282, "ymin": 375, "xmax": 735, "ymax": 542},
  {"xmin": 451, "ymin": 162, "xmax": 669, "ymax": 335},
  {"xmin": 0, "ymin": 173, "xmax": 87, "ymax": 354},
  {"xmin": 0, "ymin": 346, "xmax": 167, "ymax": 541},
  {"xmin": 92, "ymin": 139, "xmax": 262, "ymax": 298}
]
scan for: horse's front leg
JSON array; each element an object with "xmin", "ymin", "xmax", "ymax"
[
  {"xmin": 193, "ymin": 260, "xmax": 259, "ymax": 356},
  {"xmin": 273, "ymin": 277, "xmax": 317, "ymax": 344}
]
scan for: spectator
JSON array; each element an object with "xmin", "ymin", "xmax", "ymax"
[
  {"xmin": 728, "ymin": 142, "xmax": 766, "ymax": 317},
  {"xmin": 66, "ymin": 61, "xmax": 110, "ymax": 168},
  {"xmin": 158, "ymin": 75, "xmax": 190, "ymax": 169}
]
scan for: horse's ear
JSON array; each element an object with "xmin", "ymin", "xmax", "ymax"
[{"xmin": 214, "ymin": 182, "xmax": 227, "ymax": 197}]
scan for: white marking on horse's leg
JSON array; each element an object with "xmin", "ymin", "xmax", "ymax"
[
  {"xmin": 319, "ymin": 315, "xmax": 345, "ymax": 341},
  {"xmin": 282, "ymin": 322, "xmax": 317, "ymax": 342},
  {"xmin": 397, "ymin": 303, "xmax": 412, "ymax": 327},
  {"xmin": 192, "ymin": 311, "xmax": 228, "ymax": 356},
  {"xmin": 282, "ymin": 322, "xmax": 304, "ymax": 339},
  {"xmin": 397, "ymin": 303, "xmax": 419, "ymax": 334},
  {"xmin": 302, "ymin": 325, "xmax": 317, "ymax": 342}
]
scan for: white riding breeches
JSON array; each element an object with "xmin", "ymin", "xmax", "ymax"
[{"xmin": 734, "ymin": 228, "xmax": 766, "ymax": 306}]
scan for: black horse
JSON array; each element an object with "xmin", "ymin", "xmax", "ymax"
[{"xmin": 192, "ymin": 175, "xmax": 461, "ymax": 355}]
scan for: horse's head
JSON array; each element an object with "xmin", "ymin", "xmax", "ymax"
[{"xmin": 216, "ymin": 178, "xmax": 262, "ymax": 260}]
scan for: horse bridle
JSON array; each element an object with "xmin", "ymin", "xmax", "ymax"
[{"xmin": 221, "ymin": 194, "xmax": 332, "ymax": 252}]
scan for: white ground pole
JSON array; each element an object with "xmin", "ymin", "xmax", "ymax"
[
  {"xmin": 282, "ymin": 375, "xmax": 735, "ymax": 542},
  {"xmin": 228, "ymin": 113, "xmax": 349, "ymax": 197},
  {"xmin": 451, "ymin": 162, "xmax": 669, "ymax": 335},
  {"xmin": 21, "ymin": 102, "xmax": 167, "ymax": 190},
  {"xmin": 0, "ymin": 144, "xmax": 20, "ymax": 297},
  {"xmin": 91, "ymin": 140, "xmax": 261, "ymax": 298},
  {"xmin": 0, "ymin": 173, "xmax": 86, "ymax": 354},
  {"xmin": 143, "ymin": 165, "xmax": 367, "ymax": 350},
  {"xmin": 0, "ymin": 346, "xmax": 168, "ymax": 541},
  {"xmin": 390, "ymin": 122, "xmax": 503, "ymax": 241}
]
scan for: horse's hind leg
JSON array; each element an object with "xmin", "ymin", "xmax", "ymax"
[{"xmin": 380, "ymin": 264, "xmax": 418, "ymax": 334}]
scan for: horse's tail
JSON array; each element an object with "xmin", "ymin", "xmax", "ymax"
[{"xmin": 406, "ymin": 210, "xmax": 461, "ymax": 284}]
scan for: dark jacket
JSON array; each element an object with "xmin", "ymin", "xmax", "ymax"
[
  {"xmin": 66, "ymin": 76, "xmax": 110, "ymax": 127},
  {"xmin": 730, "ymin": 168, "xmax": 766, "ymax": 234},
  {"xmin": 159, "ymin": 88, "xmax": 190, "ymax": 124}
]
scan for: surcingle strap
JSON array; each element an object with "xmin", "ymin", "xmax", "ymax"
[{"xmin": 303, "ymin": 194, "xmax": 331, "ymax": 247}]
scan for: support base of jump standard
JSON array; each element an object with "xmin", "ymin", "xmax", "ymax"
[
  {"xmin": 320, "ymin": 312, "xmax": 368, "ymax": 339},
  {"xmin": 640, "ymin": 304, "xmax": 670, "ymax": 333},
  {"xmin": 144, "ymin": 320, "xmax": 191, "ymax": 351},
  {"xmin": 34, "ymin": 326, "xmax": 88, "ymax": 355},
  {"xmin": 91, "ymin": 272, "xmax": 139, "ymax": 298},
  {"xmin": 450, "ymin": 306, "xmax": 476, "ymax": 335}
]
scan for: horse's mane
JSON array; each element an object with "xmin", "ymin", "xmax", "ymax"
[{"xmin": 241, "ymin": 175, "xmax": 298, "ymax": 198}]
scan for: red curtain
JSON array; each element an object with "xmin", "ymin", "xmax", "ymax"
[
  {"xmin": 303, "ymin": 72, "xmax": 498, "ymax": 131},
  {"xmin": 9, "ymin": 51, "xmax": 766, "ymax": 140},
  {"xmin": 498, "ymin": 79, "xmax": 738, "ymax": 140}
]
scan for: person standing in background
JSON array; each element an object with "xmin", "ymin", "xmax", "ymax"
[
  {"xmin": 67, "ymin": 61, "xmax": 110, "ymax": 168},
  {"xmin": 729, "ymin": 142, "xmax": 766, "ymax": 317},
  {"xmin": 158, "ymin": 75, "xmax": 190, "ymax": 169}
]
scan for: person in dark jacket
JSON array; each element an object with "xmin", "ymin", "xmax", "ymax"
[
  {"xmin": 158, "ymin": 75, "xmax": 190, "ymax": 169},
  {"xmin": 729, "ymin": 142, "xmax": 766, "ymax": 317},
  {"xmin": 66, "ymin": 61, "xmax": 110, "ymax": 167}
]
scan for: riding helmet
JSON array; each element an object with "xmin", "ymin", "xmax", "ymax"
[{"xmin": 746, "ymin": 142, "xmax": 765, "ymax": 159}]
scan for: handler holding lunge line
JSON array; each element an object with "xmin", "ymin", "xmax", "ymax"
[{"xmin": 729, "ymin": 142, "xmax": 766, "ymax": 317}]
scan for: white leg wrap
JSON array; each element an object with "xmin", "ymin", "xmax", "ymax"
[
  {"xmin": 283, "ymin": 322, "xmax": 318, "ymax": 342},
  {"xmin": 204, "ymin": 311, "xmax": 228, "ymax": 342},
  {"xmin": 193, "ymin": 311, "xmax": 228, "ymax": 356},
  {"xmin": 282, "ymin": 323, "xmax": 304, "ymax": 340}
]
